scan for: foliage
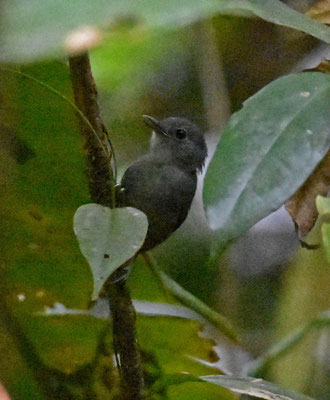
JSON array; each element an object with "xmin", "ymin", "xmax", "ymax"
[
  {"xmin": 0, "ymin": 0, "xmax": 329, "ymax": 399},
  {"xmin": 74, "ymin": 204, "xmax": 148, "ymax": 299},
  {"xmin": 1, "ymin": 0, "xmax": 330, "ymax": 62},
  {"xmin": 204, "ymin": 72, "xmax": 330, "ymax": 246}
]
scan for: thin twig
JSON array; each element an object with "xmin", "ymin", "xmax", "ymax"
[
  {"xmin": 143, "ymin": 253, "xmax": 240, "ymax": 343},
  {"xmin": 244, "ymin": 310, "xmax": 330, "ymax": 377}
]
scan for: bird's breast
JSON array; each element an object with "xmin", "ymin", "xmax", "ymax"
[{"xmin": 121, "ymin": 161, "xmax": 197, "ymax": 251}]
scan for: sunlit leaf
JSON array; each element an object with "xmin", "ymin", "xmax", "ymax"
[
  {"xmin": 137, "ymin": 317, "xmax": 220, "ymax": 377},
  {"xmin": 152, "ymin": 373, "xmax": 237, "ymax": 400},
  {"xmin": 316, "ymin": 195, "xmax": 330, "ymax": 262},
  {"xmin": 41, "ymin": 304, "xmax": 224, "ymax": 391}
]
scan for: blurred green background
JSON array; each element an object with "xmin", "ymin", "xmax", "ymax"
[{"xmin": 0, "ymin": 0, "xmax": 329, "ymax": 399}]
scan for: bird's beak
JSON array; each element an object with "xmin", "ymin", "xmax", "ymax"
[{"xmin": 142, "ymin": 115, "xmax": 167, "ymax": 136}]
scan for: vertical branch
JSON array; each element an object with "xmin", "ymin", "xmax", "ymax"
[
  {"xmin": 69, "ymin": 52, "xmax": 145, "ymax": 399},
  {"xmin": 68, "ymin": 52, "xmax": 115, "ymax": 207},
  {"xmin": 109, "ymin": 281, "xmax": 145, "ymax": 400}
]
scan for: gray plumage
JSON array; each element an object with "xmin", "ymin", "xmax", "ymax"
[{"xmin": 121, "ymin": 115, "xmax": 207, "ymax": 253}]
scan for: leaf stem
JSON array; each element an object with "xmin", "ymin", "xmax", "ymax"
[
  {"xmin": 143, "ymin": 253, "xmax": 240, "ymax": 343},
  {"xmin": 244, "ymin": 310, "xmax": 330, "ymax": 377}
]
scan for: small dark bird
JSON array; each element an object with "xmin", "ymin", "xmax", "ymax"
[{"xmin": 112, "ymin": 115, "xmax": 207, "ymax": 281}]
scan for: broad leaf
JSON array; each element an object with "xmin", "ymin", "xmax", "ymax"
[
  {"xmin": 74, "ymin": 204, "xmax": 148, "ymax": 300},
  {"xmin": 42, "ymin": 303, "xmax": 225, "ymax": 393},
  {"xmin": 25, "ymin": 314, "xmax": 108, "ymax": 374},
  {"xmin": 1, "ymin": 0, "xmax": 329, "ymax": 62},
  {"xmin": 0, "ymin": 62, "xmax": 93, "ymax": 308},
  {"xmin": 204, "ymin": 72, "xmax": 330, "ymax": 246},
  {"xmin": 137, "ymin": 317, "xmax": 221, "ymax": 378}
]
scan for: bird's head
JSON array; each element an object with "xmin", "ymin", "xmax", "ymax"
[{"xmin": 143, "ymin": 115, "xmax": 207, "ymax": 172}]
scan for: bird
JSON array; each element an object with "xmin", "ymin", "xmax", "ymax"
[{"xmin": 111, "ymin": 115, "xmax": 207, "ymax": 282}]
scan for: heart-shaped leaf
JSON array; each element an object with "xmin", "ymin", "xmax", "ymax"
[{"xmin": 73, "ymin": 204, "xmax": 148, "ymax": 300}]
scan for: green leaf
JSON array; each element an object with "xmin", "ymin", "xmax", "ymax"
[
  {"xmin": 321, "ymin": 223, "xmax": 330, "ymax": 262},
  {"xmin": 204, "ymin": 72, "xmax": 330, "ymax": 246},
  {"xmin": 41, "ymin": 303, "xmax": 224, "ymax": 377},
  {"xmin": 316, "ymin": 195, "xmax": 330, "ymax": 262},
  {"xmin": 0, "ymin": 61, "xmax": 99, "ymax": 397},
  {"xmin": 0, "ymin": 326, "xmax": 44, "ymax": 400},
  {"xmin": 316, "ymin": 195, "xmax": 330, "ymax": 215},
  {"xmin": 167, "ymin": 382, "xmax": 238, "ymax": 400},
  {"xmin": 0, "ymin": 62, "xmax": 92, "ymax": 308},
  {"xmin": 200, "ymin": 375, "xmax": 314, "ymax": 400},
  {"xmin": 25, "ymin": 314, "xmax": 108, "ymax": 374},
  {"xmin": 151, "ymin": 373, "xmax": 238, "ymax": 400},
  {"xmin": 137, "ymin": 317, "xmax": 220, "ymax": 377},
  {"xmin": 1, "ymin": 0, "xmax": 329, "ymax": 62},
  {"xmin": 74, "ymin": 204, "xmax": 148, "ymax": 300}
]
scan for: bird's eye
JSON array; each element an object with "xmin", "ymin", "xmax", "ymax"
[{"xmin": 175, "ymin": 128, "xmax": 187, "ymax": 140}]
